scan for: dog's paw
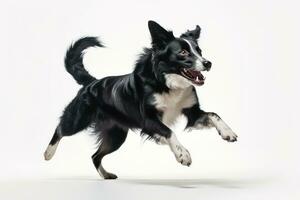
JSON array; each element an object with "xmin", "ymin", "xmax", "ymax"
[
  {"xmin": 44, "ymin": 150, "xmax": 53, "ymax": 161},
  {"xmin": 173, "ymin": 145, "xmax": 192, "ymax": 166},
  {"xmin": 97, "ymin": 168, "xmax": 118, "ymax": 180},
  {"xmin": 44, "ymin": 144, "xmax": 57, "ymax": 160},
  {"xmin": 103, "ymin": 172, "xmax": 118, "ymax": 180},
  {"xmin": 219, "ymin": 129, "xmax": 238, "ymax": 142}
]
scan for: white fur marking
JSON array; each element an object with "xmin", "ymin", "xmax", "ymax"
[
  {"xmin": 153, "ymin": 87, "xmax": 197, "ymax": 126},
  {"xmin": 209, "ymin": 115, "xmax": 238, "ymax": 141},
  {"xmin": 167, "ymin": 133, "xmax": 192, "ymax": 166},
  {"xmin": 152, "ymin": 87, "xmax": 195, "ymax": 165},
  {"xmin": 44, "ymin": 143, "xmax": 59, "ymax": 160},
  {"xmin": 165, "ymin": 74, "xmax": 193, "ymax": 89},
  {"xmin": 183, "ymin": 39, "xmax": 205, "ymax": 71}
]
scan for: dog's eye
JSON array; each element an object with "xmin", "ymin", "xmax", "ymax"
[{"xmin": 179, "ymin": 49, "xmax": 189, "ymax": 56}]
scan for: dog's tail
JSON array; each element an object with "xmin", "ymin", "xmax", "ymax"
[{"xmin": 64, "ymin": 37, "xmax": 103, "ymax": 86}]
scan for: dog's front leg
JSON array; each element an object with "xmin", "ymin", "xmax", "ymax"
[
  {"xmin": 143, "ymin": 118, "xmax": 192, "ymax": 166},
  {"xmin": 183, "ymin": 105, "xmax": 238, "ymax": 142},
  {"xmin": 167, "ymin": 132, "xmax": 192, "ymax": 166}
]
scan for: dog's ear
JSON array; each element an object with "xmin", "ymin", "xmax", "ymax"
[
  {"xmin": 148, "ymin": 20, "xmax": 175, "ymax": 49},
  {"xmin": 180, "ymin": 25, "xmax": 201, "ymax": 40}
]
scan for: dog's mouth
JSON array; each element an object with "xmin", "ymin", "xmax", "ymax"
[{"xmin": 180, "ymin": 68, "xmax": 205, "ymax": 86}]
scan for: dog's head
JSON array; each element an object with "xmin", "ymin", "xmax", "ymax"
[{"xmin": 148, "ymin": 21, "xmax": 211, "ymax": 89}]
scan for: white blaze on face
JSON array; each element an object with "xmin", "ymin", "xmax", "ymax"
[{"xmin": 182, "ymin": 39, "xmax": 206, "ymax": 71}]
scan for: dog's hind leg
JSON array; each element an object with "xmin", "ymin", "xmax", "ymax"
[
  {"xmin": 92, "ymin": 125, "xmax": 128, "ymax": 179},
  {"xmin": 44, "ymin": 93, "xmax": 95, "ymax": 160},
  {"xmin": 44, "ymin": 127, "xmax": 62, "ymax": 160}
]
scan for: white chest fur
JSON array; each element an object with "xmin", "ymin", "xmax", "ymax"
[{"xmin": 152, "ymin": 87, "xmax": 197, "ymax": 126}]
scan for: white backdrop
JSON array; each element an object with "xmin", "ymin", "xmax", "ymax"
[{"xmin": 1, "ymin": 0, "xmax": 300, "ymax": 197}]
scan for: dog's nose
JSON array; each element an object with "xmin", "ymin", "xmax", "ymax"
[{"xmin": 203, "ymin": 61, "xmax": 212, "ymax": 71}]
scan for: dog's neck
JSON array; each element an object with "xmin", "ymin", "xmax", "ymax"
[{"xmin": 164, "ymin": 74, "xmax": 193, "ymax": 90}]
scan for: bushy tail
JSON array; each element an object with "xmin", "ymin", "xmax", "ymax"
[{"xmin": 64, "ymin": 37, "xmax": 103, "ymax": 86}]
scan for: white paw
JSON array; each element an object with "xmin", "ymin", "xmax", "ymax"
[
  {"xmin": 44, "ymin": 144, "xmax": 57, "ymax": 160},
  {"xmin": 172, "ymin": 145, "xmax": 192, "ymax": 166},
  {"xmin": 219, "ymin": 129, "xmax": 238, "ymax": 142},
  {"xmin": 44, "ymin": 150, "xmax": 53, "ymax": 161},
  {"xmin": 44, "ymin": 149, "xmax": 54, "ymax": 160}
]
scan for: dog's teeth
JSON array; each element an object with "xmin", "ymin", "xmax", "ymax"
[
  {"xmin": 196, "ymin": 76, "xmax": 199, "ymax": 82},
  {"xmin": 184, "ymin": 68, "xmax": 187, "ymax": 72},
  {"xmin": 203, "ymin": 76, "xmax": 206, "ymax": 80}
]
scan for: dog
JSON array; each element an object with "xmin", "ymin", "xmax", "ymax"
[{"xmin": 44, "ymin": 21, "xmax": 238, "ymax": 179}]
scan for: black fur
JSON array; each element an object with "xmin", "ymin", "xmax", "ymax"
[
  {"xmin": 65, "ymin": 37, "xmax": 103, "ymax": 86},
  {"xmin": 44, "ymin": 21, "xmax": 234, "ymax": 179},
  {"xmin": 49, "ymin": 128, "xmax": 61, "ymax": 145}
]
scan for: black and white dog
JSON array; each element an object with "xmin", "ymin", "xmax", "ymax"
[{"xmin": 44, "ymin": 21, "xmax": 237, "ymax": 179}]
